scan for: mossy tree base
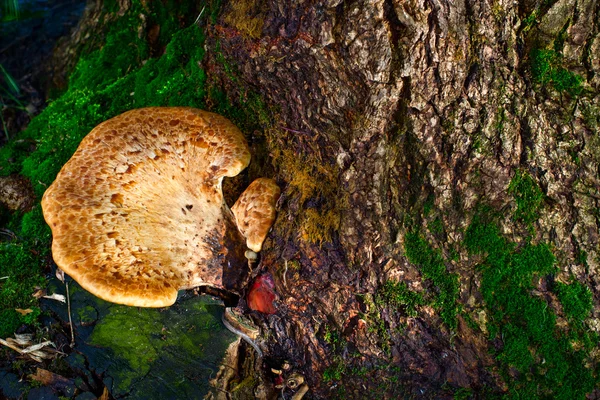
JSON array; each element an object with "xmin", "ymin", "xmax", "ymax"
[
  {"xmin": 1, "ymin": 0, "xmax": 600, "ymax": 399},
  {"xmin": 206, "ymin": 0, "xmax": 600, "ymax": 398}
]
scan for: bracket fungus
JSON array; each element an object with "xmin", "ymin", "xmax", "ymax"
[{"xmin": 42, "ymin": 107, "xmax": 279, "ymax": 308}]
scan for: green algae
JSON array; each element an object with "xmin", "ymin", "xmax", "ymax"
[{"xmin": 85, "ymin": 295, "xmax": 235, "ymax": 398}]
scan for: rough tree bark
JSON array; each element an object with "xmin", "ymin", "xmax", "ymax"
[
  {"xmin": 205, "ymin": 0, "xmax": 600, "ymax": 398},
  {"xmin": 47, "ymin": 0, "xmax": 600, "ymax": 398}
]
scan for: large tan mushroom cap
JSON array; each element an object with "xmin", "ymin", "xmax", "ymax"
[
  {"xmin": 42, "ymin": 107, "xmax": 251, "ymax": 307},
  {"xmin": 231, "ymin": 178, "xmax": 280, "ymax": 252}
]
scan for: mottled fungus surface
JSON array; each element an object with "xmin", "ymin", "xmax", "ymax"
[
  {"xmin": 42, "ymin": 107, "xmax": 277, "ymax": 308},
  {"xmin": 232, "ymin": 177, "xmax": 280, "ymax": 252}
]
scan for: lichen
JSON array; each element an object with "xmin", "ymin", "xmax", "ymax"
[
  {"xmin": 222, "ymin": 0, "xmax": 266, "ymax": 39},
  {"xmin": 87, "ymin": 295, "xmax": 234, "ymax": 397}
]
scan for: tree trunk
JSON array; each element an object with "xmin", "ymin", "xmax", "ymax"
[
  {"xmin": 205, "ymin": 0, "xmax": 600, "ymax": 398},
  {"xmin": 44, "ymin": 0, "xmax": 600, "ymax": 398}
]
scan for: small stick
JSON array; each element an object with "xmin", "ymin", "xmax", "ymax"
[
  {"xmin": 279, "ymin": 126, "xmax": 310, "ymax": 135},
  {"xmin": 0, "ymin": 276, "xmax": 9, "ymax": 280},
  {"xmin": 66, "ymin": 282, "xmax": 75, "ymax": 346},
  {"xmin": 283, "ymin": 260, "xmax": 288, "ymax": 287},
  {"xmin": 291, "ymin": 384, "xmax": 309, "ymax": 400},
  {"xmin": 0, "ymin": 338, "xmax": 24, "ymax": 354}
]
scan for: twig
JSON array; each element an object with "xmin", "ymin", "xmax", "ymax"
[
  {"xmin": 0, "ymin": 338, "xmax": 23, "ymax": 354},
  {"xmin": 291, "ymin": 384, "xmax": 309, "ymax": 400},
  {"xmin": 0, "ymin": 276, "xmax": 8, "ymax": 280},
  {"xmin": 193, "ymin": 5, "xmax": 206, "ymax": 27},
  {"xmin": 0, "ymin": 228, "xmax": 17, "ymax": 240},
  {"xmin": 283, "ymin": 260, "xmax": 288, "ymax": 287},
  {"xmin": 66, "ymin": 282, "xmax": 75, "ymax": 346},
  {"xmin": 279, "ymin": 126, "xmax": 310, "ymax": 135}
]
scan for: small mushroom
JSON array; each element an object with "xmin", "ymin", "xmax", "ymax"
[
  {"xmin": 42, "ymin": 107, "xmax": 279, "ymax": 307},
  {"xmin": 231, "ymin": 177, "xmax": 280, "ymax": 252}
]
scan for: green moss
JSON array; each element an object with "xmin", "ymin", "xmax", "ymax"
[
  {"xmin": 423, "ymin": 194, "xmax": 435, "ymax": 217},
  {"xmin": 453, "ymin": 387, "xmax": 474, "ymax": 400},
  {"xmin": 133, "ymin": 26, "xmax": 207, "ymax": 108},
  {"xmin": 530, "ymin": 48, "xmax": 584, "ymax": 96},
  {"xmin": 0, "ymin": 308, "xmax": 21, "ymax": 337},
  {"xmin": 464, "ymin": 212, "xmax": 597, "ymax": 399},
  {"xmin": 427, "ymin": 217, "xmax": 444, "ymax": 235},
  {"xmin": 20, "ymin": 205, "xmax": 51, "ymax": 251},
  {"xmin": 0, "ymin": 242, "xmax": 45, "ymax": 333},
  {"xmin": 0, "ymin": 0, "xmax": 237, "ymax": 338},
  {"xmin": 507, "ymin": 170, "xmax": 544, "ymax": 225},
  {"xmin": 323, "ymin": 356, "xmax": 345, "ymax": 383},
  {"xmin": 404, "ymin": 232, "xmax": 460, "ymax": 331},
  {"xmin": 376, "ymin": 280, "xmax": 424, "ymax": 318},
  {"xmin": 554, "ymin": 281, "xmax": 593, "ymax": 324}
]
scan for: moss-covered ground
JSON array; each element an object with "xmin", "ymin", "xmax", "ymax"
[{"xmin": 0, "ymin": 0, "xmax": 268, "ymax": 339}]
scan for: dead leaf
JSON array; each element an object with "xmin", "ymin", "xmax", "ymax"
[
  {"xmin": 32, "ymin": 289, "xmax": 46, "ymax": 299},
  {"xmin": 42, "ymin": 293, "xmax": 66, "ymax": 303},
  {"xmin": 0, "ymin": 334, "xmax": 63, "ymax": 363},
  {"xmin": 13, "ymin": 333, "xmax": 33, "ymax": 345},
  {"xmin": 21, "ymin": 341, "xmax": 54, "ymax": 354},
  {"xmin": 29, "ymin": 368, "xmax": 74, "ymax": 391},
  {"xmin": 15, "ymin": 308, "xmax": 33, "ymax": 316},
  {"xmin": 99, "ymin": 386, "xmax": 110, "ymax": 400}
]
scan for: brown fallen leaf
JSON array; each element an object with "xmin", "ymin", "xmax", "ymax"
[
  {"xmin": 32, "ymin": 288, "xmax": 46, "ymax": 299},
  {"xmin": 15, "ymin": 308, "xmax": 33, "ymax": 315},
  {"xmin": 29, "ymin": 368, "xmax": 74, "ymax": 390},
  {"xmin": 99, "ymin": 386, "xmax": 110, "ymax": 400}
]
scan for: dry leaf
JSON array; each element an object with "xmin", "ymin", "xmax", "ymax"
[
  {"xmin": 22, "ymin": 341, "xmax": 54, "ymax": 354},
  {"xmin": 29, "ymin": 368, "xmax": 74, "ymax": 390},
  {"xmin": 13, "ymin": 333, "xmax": 33, "ymax": 345},
  {"xmin": 15, "ymin": 308, "xmax": 33, "ymax": 316},
  {"xmin": 99, "ymin": 386, "xmax": 110, "ymax": 400},
  {"xmin": 32, "ymin": 289, "xmax": 46, "ymax": 299},
  {"xmin": 42, "ymin": 293, "xmax": 66, "ymax": 303},
  {"xmin": 1, "ymin": 335, "xmax": 62, "ymax": 363}
]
